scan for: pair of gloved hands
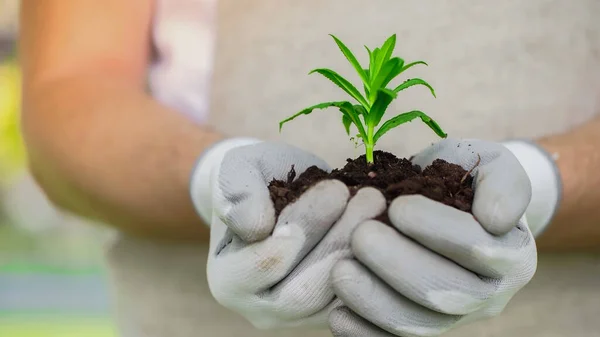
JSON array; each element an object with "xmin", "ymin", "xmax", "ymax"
[{"xmin": 190, "ymin": 137, "xmax": 557, "ymax": 336}]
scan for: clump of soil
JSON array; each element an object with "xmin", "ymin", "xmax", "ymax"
[{"xmin": 268, "ymin": 150, "xmax": 475, "ymax": 223}]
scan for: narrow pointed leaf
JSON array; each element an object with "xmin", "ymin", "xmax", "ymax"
[
  {"xmin": 370, "ymin": 57, "xmax": 402, "ymax": 94},
  {"xmin": 381, "ymin": 57, "xmax": 405, "ymax": 87},
  {"xmin": 309, "ymin": 68, "xmax": 370, "ymax": 108},
  {"xmin": 279, "ymin": 101, "xmax": 349, "ymax": 131},
  {"xmin": 368, "ymin": 47, "xmax": 381, "ymax": 80},
  {"xmin": 345, "ymin": 105, "xmax": 368, "ymax": 140},
  {"xmin": 342, "ymin": 114, "xmax": 352, "ymax": 135},
  {"xmin": 365, "ymin": 46, "xmax": 373, "ymax": 79},
  {"xmin": 329, "ymin": 34, "xmax": 369, "ymax": 85},
  {"xmin": 279, "ymin": 100, "xmax": 368, "ymax": 140},
  {"xmin": 353, "ymin": 104, "xmax": 368, "ymax": 116},
  {"xmin": 373, "ymin": 110, "xmax": 447, "ymax": 143},
  {"xmin": 363, "ymin": 68, "xmax": 371, "ymax": 97},
  {"xmin": 393, "ymin": 78, "xmax": 436, "ymax": 98},
  {"xmin": 366, "ymin": 88, "xmax": 397, "ymax": 127},
  {"xmin": 377, "ymin": 34, "xmax": 397, "ymax": 66},
  {"xmin": 401, "ymin": 60, "xmax": 428, "ymax": 72}
]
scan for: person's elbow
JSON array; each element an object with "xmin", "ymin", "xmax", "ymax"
[{"xmin": 20, "ymin": 80, "xmax": 86, "ymax": 215}]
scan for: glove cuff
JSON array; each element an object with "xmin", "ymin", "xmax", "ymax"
[
  {"xmin": 501, "ymin": 139, "xmax": 562, "ymax": 237},
  {"xmin": 190, "ymin": 137, "xmax": 263, "ymax": 226}
]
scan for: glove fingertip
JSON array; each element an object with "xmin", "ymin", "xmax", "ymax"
[
  {"xmin": 329, "ymin": 307, "xmax": 355, "ymax": 337},
  {"xmin": 229, "ymin": 216, "xmax": 275, "ymax": 243},
  {"xmin": 472, "ymin": 195, "xmax": 528, "ymax": 236},
  {"xmin": 216, "ymin": 187, "xmax": 277, "ymax": 242},
  {"xmin": 329, "ymin": 307, "xmax": 392, "ymax": 337}
]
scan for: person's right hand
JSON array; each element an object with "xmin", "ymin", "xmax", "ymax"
[{"xmin": 190, "ymin": 140, "xmax": 387, "ymax": 329}]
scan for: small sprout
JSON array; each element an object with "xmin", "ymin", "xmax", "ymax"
[{"xmin": 279, "ymin": 34, "xmax": 447, "ymax": 164}]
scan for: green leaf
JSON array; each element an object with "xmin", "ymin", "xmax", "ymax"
[
  {"xmin": 353, "ymin": 104, "xmax": 368, "ymax": 116},
  {"xmin": 381, "ymin": 57, "xmax": 405, "ymax": 87},
  {"xmin": 377, "ymin": 34, "xmax": 397, "ymax": 67},
  {"xmin": 345, "ymin": 105, "xmax": 368, "ymax": 140},
  {"xmin": 309, "ymin": 68, "xmax": 370, "ymax": 108},
  {"xmin": 373, "ymin": 110, "xmax": 447, "ymax": 143},
  {"xmin": 370, "ymin": 57, "xmax": 403, "ymax": 94},
  {"xmin": 279, "ymin": 101, "xmax": 369, "ymax": 140},
  {"xmin": 366, "ymin": 88, "xmax": 397, "ymax": 127},
  {"xmin": 279, "ymin": 101, "xmax": 349, "ymax": 131},
  {"xmin": 367, "ymin": 47, "xmax": 381, "ymax": 80},
  {"xmin": 401, "ymin": 60, "xmax": 428, "ymax": 72},
  {"xmin": 364, "ymin": 46, "xmax": 373, "ymax": 77},
  {"xmin": 342, "ymin": 114, "xmax": 353, "ymax": 135},
  {"xmin": 393, "ymin": 78, "xmax": 436, "ymax": 98},
  {"xmin": 362, "ymin": 67, "xmax": 372, "ymax": 97},
  {"xmin": 329, "ymin": 34, "xmax": 369, "ymax": 85}
]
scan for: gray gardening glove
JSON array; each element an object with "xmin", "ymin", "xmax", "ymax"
[
  {"xmin": 329, "ymin": 138, "xmax": 539, "ymax": 337},
  {"xmin": 190, "ymin": 139, "xmax": 386, "ymax": 329}
]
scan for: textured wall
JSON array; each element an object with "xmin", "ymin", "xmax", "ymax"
[{"xmin": 210, "ymin": 0, "xmax": 600, "ymax": 168}]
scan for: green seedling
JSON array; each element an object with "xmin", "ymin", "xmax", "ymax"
[{"xmin": 279, "ymin": 34, "xmax": 447, "ymax": 164}]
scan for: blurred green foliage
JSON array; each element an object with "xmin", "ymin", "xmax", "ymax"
[{"xmin": 0, "ymin": 57, "xmax": 26, "ymax": 185}]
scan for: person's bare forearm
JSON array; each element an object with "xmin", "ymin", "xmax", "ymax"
[
  {"xmin": 22, "ymin": 74, "xmax": 222, "ymax": 241},
  {"xmin": 534, "ymin": 116, "xmax": 600, "ymax": 251}
]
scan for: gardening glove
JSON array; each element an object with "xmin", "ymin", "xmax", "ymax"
[
  {"xmin": 190, "ymin": 138, "xmax": 387, "ymax": 329},
  {"xmin": 329, "ymin": 138, "xmax": 553, "ymax": 337},
  {"xmin": 501, "ymin": 139, "xmax": 562, "ymax": 237}
]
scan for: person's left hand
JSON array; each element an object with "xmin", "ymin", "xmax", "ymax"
[{"xmin": 328, "ymin": 138, "xmax": 538, "ymax": 337}]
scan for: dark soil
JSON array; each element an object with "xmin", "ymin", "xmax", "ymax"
[{"xmin": 268, "ymin": 150, "xmax": 475, "ymax": 223}]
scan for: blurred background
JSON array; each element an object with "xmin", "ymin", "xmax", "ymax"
[{"xmin": 0, "ymin": 1, "xmax": 117, "ymax": 336}]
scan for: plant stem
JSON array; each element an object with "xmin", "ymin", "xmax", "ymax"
[
  {"xmin": 365, "ymin": 143, "xmax": 374, "ymax": 164},
  {"xmin": 365, "ymin": 125, "xmax": 375, "ymax": 164}
]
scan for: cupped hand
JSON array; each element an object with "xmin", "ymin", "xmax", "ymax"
[
  {"xmin": 201, "ymin": 142, "xmax": 387, "ymax": 329},
  {"xmin": 329, "ymin": 138, "xmax": 538, "ymax": 337}
]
